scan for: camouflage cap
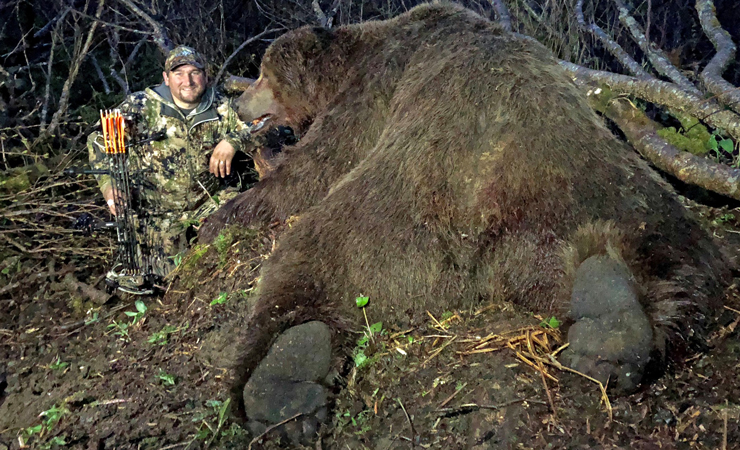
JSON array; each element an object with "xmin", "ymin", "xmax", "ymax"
[{"xmin": 164, "ymin": 46, "xmax": 206, "ymax": 72}]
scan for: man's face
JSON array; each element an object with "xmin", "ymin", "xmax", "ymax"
[{"xmin": 163, "ymin": 64, "xmax": 207, "ymax": 108}]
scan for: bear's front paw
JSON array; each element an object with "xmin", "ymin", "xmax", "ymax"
[
  {"xmin": 242, "ymin": 321, "xmax": 333, "ymax": 445},
  {"xmin": 561, "ymin": 255, "xmax": 653, "ymax": 393}
]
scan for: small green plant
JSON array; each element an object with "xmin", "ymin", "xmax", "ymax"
[
  {"xmin": 156, "ymin": 369, "xmax": 177, "ymax": 386},
  {"xmin": 191, "ymin": 399, "xmax": 232, "ymax": 444},
  {"xmin": 210, "ymin": 292, "xmax": 229, "ymax": 306},
  {"xmin": 84, "ymin": 311, "xmax": 99, "ymax": 325},
  {"xmin": 107, "ymin": 320, "xmax": 130, "ymax": 341},
  {"xmin": 171, "ymin": 251, "xmax": 184, "ymax": 268},
  {"xmin": 713, "ymin": 213, "xmax": 736, "ymax": 226},
  {"xmin": 41, "ymin": 435, "xmax": 67, "ymax": 449},
  {"xmin": 540, "ymin": 316, "xmax": 562, "ymax": 329},
  {"xmin": 148, "ymin": 325, "xmax": 179, "ymax": 345},
  {"xmin": 22, "ymin": 424, "xmax": 43, "ymax": 439},
  {"xmin": 124, "ymin": 300, "xmax": 148, "ymax": 325},
  {"xmin": 353, "ymin": 295, "xmax": 386, "ymax": 368},
  {"xmin": 40, "ymin": 404, "xmax": 69, "ymax": 431},
  {"xmin": 48, "ymin": 357, "xmax": 69, "ymax": 372},
  {"xmin": 709, "ymin": 132, "xmax": 734, "ymax": 157}
]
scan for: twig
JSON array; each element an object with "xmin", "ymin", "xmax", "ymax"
[
  {"xmin": 324, "ymin": 0, "xmax": 342, "ymax": 28},
  {"xmin": 437, "ymin": 382, "xmax": 467, "ymax": 409},
  {"xmin": 33, "ymin": 6, "xmax": 72, "ymax": 38},
  {"xmin": 721, "ymin": 406, "xmax": 728, "ymax": 450},
  {"xmin": 159, "ymin": 442, "xmax": 189, "ymax": 450},
  {"xmin": 396, "ymin": 398, "xmax": 416, "ymax": 447},
  {"xmin": 436, "ymin": 398, "xmax": 545, "ymax": 417},
  {"xmin": 93, "ymin": 398, "xmax": 129, "ymax": 406},
  {"xmin": 421, "ymin": 335, "xmax": 456, "ymax": 367},
  {"xmin": 545, "ymin": 355, "xmax": 612, "ymax": 422},
  {"xmin": 527, "ymin": 331, "xmax": 558, "ymax": 423},
  {"xmin": 247, "ymin": 413, "xmax": 303, "ymax": 450},
  {"xmin": 0, "ymin": 282, "xmax": 21, "ymax": 296},
  {"xmin": 89, "ymin": 53, "xmax": 111, "ymax": 94},
  {"xmin": 312, "ymin": 0, "xmax": 328, "ymax": 27}
]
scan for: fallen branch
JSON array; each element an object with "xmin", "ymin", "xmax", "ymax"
[
  {"xmin": 603, "ymin": 95, "xmax": 740, "ymax": 200},
  {"xmin": 560, "ymin": 62, "xmax": 740, "ymax": 141},
  {"xmin": 55, "ymin": 273, "xmax": 111, "ymax": 306}
]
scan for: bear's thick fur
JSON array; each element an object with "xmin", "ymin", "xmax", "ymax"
[{"xmin": 200, "ymin": 2, "xmax": 729, "ymax": 437}]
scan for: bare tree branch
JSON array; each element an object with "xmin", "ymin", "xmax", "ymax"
[
  {"xmin": 575, "ymin": 0, "xmax": 650, "ymax": 78},
  {"xmin": 214, "ymin": 27, "xmax": 280, "ymax": 85},
  {"xmin": 312, "ymin": 0, "xmax": 328, "ymax": 27},
  {"xmin": 33, "ymin": 6, "xmax": 71, "ymax": 39},
  {"xmin": 89, "ymin": 53, "xmax": 111, "ymax": 94},
  {"xmin": 325, "ymin": 0, "xmax": 342, "ymax": 28},
  {"xmin": 45, "ymin": 0, "xmax": 105, "ymax": 137},
  {"xmin": 612, "ymin": 0, "xmax": 701, "ymax": 96},
  {"xmin": 116, "ymin": 0, "xmax": 173, "ymax": 53},
  {"xmin": 491, "ymin": 0, "xmax": 513, "ymax": 32},
  {"xmin": 695, "ymin": 0, "xmax": 740, "ymax": 114},
  {"xmin": 106, "ymin": 28, "xmax": 129, "ymax": 95},
  {"xmin": 39, "ymin": 10, "xmax": 67, "ymax": 132}
]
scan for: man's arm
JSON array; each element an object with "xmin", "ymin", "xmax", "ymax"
[{"xmin": 210, "ymin": 94, "xmax": 262, "ymax": 178}]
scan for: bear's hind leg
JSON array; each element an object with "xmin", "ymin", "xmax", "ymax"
[
  {"xmin": 561, "ymin": 255, "xmax": 654, "ymax": 393},
  {"xmin": 241, "ymin": 321, "xmax": 333, "ymax": 445}
]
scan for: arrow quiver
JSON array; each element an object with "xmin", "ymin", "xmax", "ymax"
[{"xmin": 99, "ymin": 109, "xmax": 159, "ymax": 295}]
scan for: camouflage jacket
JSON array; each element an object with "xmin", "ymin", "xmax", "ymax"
[{"xmin": 87, "ymin": 83, "xmax": 252, "ymax": 220}]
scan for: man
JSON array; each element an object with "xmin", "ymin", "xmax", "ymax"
[{"xmin": 88, "ymin": 45, "xmax": 259, "ymax": 284}]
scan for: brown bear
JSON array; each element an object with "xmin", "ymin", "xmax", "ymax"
[{"xmin": 199, "ymin": 2, "xmax": 729, "ymax": 442}]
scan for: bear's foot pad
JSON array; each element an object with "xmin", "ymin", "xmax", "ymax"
[
  {"xmin": 562, "ymin": 255, "xmax": 653, "ymax": 393},
  {"xmin": 243, "ymin": 321, "xmax": 332, "ymax": 445}
]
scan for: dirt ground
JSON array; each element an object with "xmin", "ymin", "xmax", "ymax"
[{"xmin": 1, "ymin": 206, "xmax": 739, "ymax": 450}]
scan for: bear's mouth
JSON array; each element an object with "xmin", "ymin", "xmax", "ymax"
[{"xmin": 248, "ymin": 114, "xmax": 272, "ymax": 133}]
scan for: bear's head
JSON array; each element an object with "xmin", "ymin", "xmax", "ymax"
[{"xmin": 236, "ymin": 26, "xmax": 358, "ymax": 133}]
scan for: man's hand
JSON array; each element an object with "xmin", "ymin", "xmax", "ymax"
[
  {"xmin": 209, "ymin": 140, "xmax": 237, "ymax": 178},
  {"xmin": 102, "ymin": 184, "xmax": 118, "ymax": 215}
]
